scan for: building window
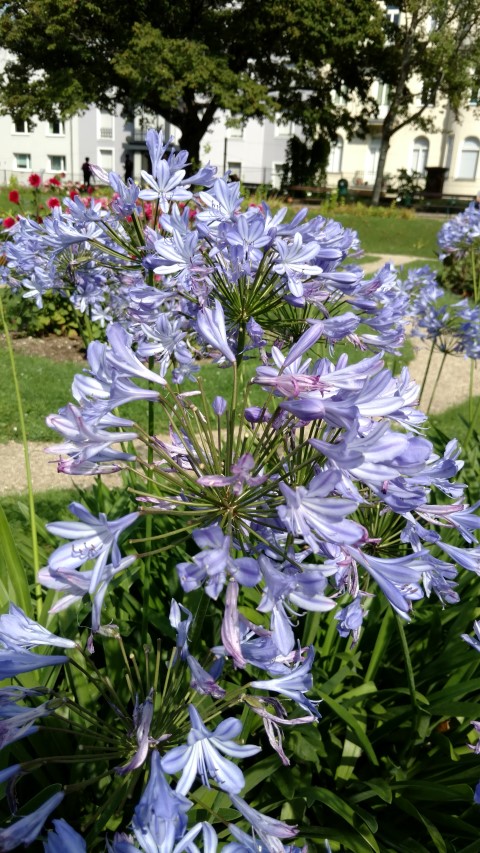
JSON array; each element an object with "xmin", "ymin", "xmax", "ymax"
[
  {"xmin": 14, "ymin": 153, "xmax": 31, "ymax": 169},
  {"xmin": 227, "ymin": 161, "xmax": 242, "ymax": 179},
  {"xmin": 469, "ymin": 85, "xmax": 480, "ymax": 106},
  {"xmin": 411, "ymin": 136, "xmax": 429, "ymax": 175},
  {"xmin": 98, "ymin": 148, "xmax": 114, "ymax": 171},
  {"xmin": 271, "ymin": 162, "xmax": 284, "ymax": 189},
  {"xmin": 327, "ymin": 135, "xmax": 343, "ymax": 173},
  {"xmin": 48, "ymin": 119, "xmax": 65, "ymax": 135},
  {"xmin": 13, "ymin": 119, "xmax": 29, "ymax": 134},
  {"xmin": 274, "ymin": 114, "xmax": 294, "ymax": 137},
  {"xmin": 332, "ymin": 86, "xmax": 348, "ymax": 106},
  {"xmin": 377, "ymin": 82, "xmax": 389, "ymax": 107},
  {"xmin": 444, "ymin": 135, "xmax": 454, "ymax": 175},
  {"xmin": 457, "ymin": 137, "xmax": 480, "ymax": 180},
  {"xmin": 228, "ymin": 124, "xmax": 243, "ymax": 139},
  {"xmin": 386, "ymin": 5, "xmax": 400, "ymax": 25},
  {"xmin": 98, "ymin": 110, "xmax": 114, "ymax": 141},
  {"xmin": 48, "ymin": 155, "xmax": 66, "ymax": 172}
]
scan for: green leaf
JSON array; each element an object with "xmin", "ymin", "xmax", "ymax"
[
  {"xmin": 0, "ymin": 504, "xmax": 32, "ymax": 616},
  {"xmin": 317, "ymin": 690, "xmax": 379, "ymax": 766},
  {"xmin": 396, "ymin": 797, "xmax": 447, "ymax": 853}
]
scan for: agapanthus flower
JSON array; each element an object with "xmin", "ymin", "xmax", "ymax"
[
  {"xmin": 176, "ymin": 523, "xmax": 260, "ymax": 599},
  {"xmin": 0, "ymin": 603, "xmax": 76, "ymax": 651},
  {"xmin": 45, "ymin": 502, "xmax": 139, "ymax": 594},
  {"xmin": 462, "ymin": 620, "xmax": 480, "ymax": 652},
  {"xmin": 229, "ymin": 794, "xmax": 298, "ymax": 853},
  {"xmin": 0, "ymin": 791, "xmax": 64, "ymax": 851},
  {"xmin": 128, "ymin": 751, "xmax": 191, "ymax": 852},
  {"xmin": 43, "ymin": 818, "xmax": 87, "ymax": 852},
  {"xmin": 161, "ymin": 704, "xmax": 260, "ymax": 794},
  {"xmin": 249, "ymin": 646, "xmax": 320, "ymax": 718}
]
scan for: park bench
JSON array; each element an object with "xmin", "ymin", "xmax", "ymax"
[
  {"xmin": 415, "ymin": 195, "xmax": 469, "ymax": 215},
  {"xmin": 286, "ymin": 185, "xmax": 332, "ymax": 202}
]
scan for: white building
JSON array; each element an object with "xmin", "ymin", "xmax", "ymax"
[{"xmin": 1, "ymin": 87, "xmax": 479, "ymax": 201}]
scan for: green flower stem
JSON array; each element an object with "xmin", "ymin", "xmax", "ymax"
[
  {"xmin": 464, "ymin": 393, "xmax": 480, "ymax": 450},
  {"xmin": 141, "ymin": 355, "xmax": 156, "ymax": 641},
  {"xmin": 471, "ymin": 246, "xmax": 479, "ymax": 305},
  {"xmin": 0, "ymin": 295, "xmax": 41, "ymax": 617},
  {"xmin": 419, "ymin": 338, "xmax": 436, "ymax": 405},
  {"xmin": 395, "ymin": 614, "xmax": 419, "ymax": 714},
  {"xmin": 426, "ymin": 349, "xmax": 448, "ymax": 414}
]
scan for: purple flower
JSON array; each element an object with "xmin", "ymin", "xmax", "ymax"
[
  {"xmin": 229, "ymin": 794, "xmax": 298, "ymax": 853},
  {"xmin": 0, "ymin": 791, "xmax": 64, "ymax": 851},
  {"xmin": 250, "ymin": 646, "xmax": 320, "ymax": 718},
  {"xmin": 116, "ymin": 691, "xmax": 155, "ymax": 776},
  {"xmin": 186, "ymin": 654, "xmax": 226, "ymax": 699},
  {"xmin": 198, "ymin": 454, "xmax": 268, "ymax": 496},
  {"xmin": 462, "ymin": 620, "xmax": 480, "ymax": 652},
  {"xmin": 212, "ymin": 396, "xmax": 227, "ymax": 416},
  {"xmin": 0, "ymin": 649, "xmax": 68, "ymax": 681},
  {"xmin": 0, "ymin": 603, "xmax": 76, "ymax": 651},
  {"xmin": 176, "ymin": 523, "xmax": 260, "ymax": 599},
  {"xmin": 45, "ymin": 503, "xmax": 139, "ymax": 595},
  {"xmin": 197, "ymin": 299, "xmax": 236, "ymax": 362},
  {"xmin": 44, "ymin": 818, "xmax": 86, "ymax": 852},
  {"xmin": 130, "ymin": 751, "xmax": 191, "ymax": 852},
  {"xmin": 161, "ymin": 705, "xmax": 260, "ymax": 794},
  {"xmin": 0, "ymin": 693, "xmax": 54, "ymax": 750},
  {"xmin": 334, "ymin": 596, "xmax": 365, "ymax": 643},
  {"xmin": 278, "ymin": 470, "xmax": 364, "ymax": 552},
  {"xmin": 39, "ymin": 555, "xmax": 136, "ymax": 635}
]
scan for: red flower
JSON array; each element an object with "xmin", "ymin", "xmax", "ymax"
[
  {"xmin": 2, "ymin": 216, "xmax": 17, "ymax": 229},
  {"xmin": 69, "ymin": 189, "xmax": 79, "ymax": 200},
  {"xmin": 8, "ymin": 190, "xmax": 20, "ymax": 204},
  {"xmin": 48, "ymin": 177, "xmax": 61, "ymax": 187},
  {"xmin": 47, "ymin": 197, "xmax": 61, "ymax": 209},
  {"xmin": 28, "ymin": 173, "xmax": 42, "ymax": 188},
  {"xmin": 87, "ymin": 185, "xmax": 94, "ymax": 195}
]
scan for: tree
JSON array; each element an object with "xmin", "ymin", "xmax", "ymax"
[
  {"xmin": 370, "ymin": 0, "xmax": 480, "ymax": 205},
  {"xmin": 0, "ymin": 0, "xmax": 386, "ymax": 165}
]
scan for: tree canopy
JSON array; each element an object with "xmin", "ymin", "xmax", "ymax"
[
  {"xmin": 0, "ymin": 0, "xmax": 386, "ymax": 163},
  {"xmin": 370, "ymin": 0, "xmax": 480, "ymax": 204}
]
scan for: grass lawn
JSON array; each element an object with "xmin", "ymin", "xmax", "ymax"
[
  {"xmin": 0, "ymin": 339, "xmax": 413, "ymax": 445},
  {"xmin": 428, "ymin": 396, "xmax": 480, "ymax": 444},
  {"xmin": 333, "ymin": 212, "xmax": 441, "ymax": 258}
]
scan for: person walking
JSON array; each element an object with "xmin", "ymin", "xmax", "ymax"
[
  {"xmin": 124, "ymin": 154, "xmax": 133, "ymax": 182},
  {"xmin": 81, "ymin": 157, "xmax": 92, "ymax": 187}
]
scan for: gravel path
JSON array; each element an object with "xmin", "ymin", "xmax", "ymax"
[{"xmin": 1, "ymin": 254, "xmax": 477, "ymax": 497}]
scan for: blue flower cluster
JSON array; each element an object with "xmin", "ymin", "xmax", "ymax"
[{"xmin": 1, "ymin": 130, "xmax": 480, "ymax": 848}]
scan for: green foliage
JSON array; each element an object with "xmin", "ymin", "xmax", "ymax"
[
  {"xmin": 0, "ymin": 0, "xmax": 386, "ymax": 162},
  {"xmin": 392, "ymin": 170, "xmax": 425, "ymax": 206},
  {"xmin": 281, "ymin": 136, "xmax": 330, "ymax": 189},
  {"xmin": 438, "ymin": 242, "xmax": 480, "ymax": 298},
  {"xmin": 2, "ymin": 286, "xmax": 96, "ymax": 343}
]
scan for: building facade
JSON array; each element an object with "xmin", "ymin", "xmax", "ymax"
[{"xmin": 1, "ymin": 90, "xmax": 479, "ymax": 200}]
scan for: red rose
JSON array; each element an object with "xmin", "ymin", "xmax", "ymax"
[
  {"xmin": 69, "ymin": 189, "xmax": 79, "ymax": 200},
  {"xmin": 28, "ymin": 173, "xmax": 42, "ymax": 187},
  {"xmin": 2, "ymin": 216, "xmax": 16, "ymax": 229},
  {"xmin": 87, "ymin": 185, "xmax": 94, "ymax": 195},
  {"xmin": 8, "ymin": 190, "xmax": 20, "ymax": 204},
  {"xmin": 47, "ymin": 197, "xmax": 61, "ymax": 208},
  {"xmin": 48, "ymin": 177, "xmax": 61, "ymax": 187}
]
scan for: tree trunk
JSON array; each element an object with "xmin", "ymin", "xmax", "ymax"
[
  {"xmin": 176, "ymin": 99, "xmax": 218, "ymax": 167},
  {"xmin": 371, "ymin": 132, "xmax": 391, "ymax": 206}
]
